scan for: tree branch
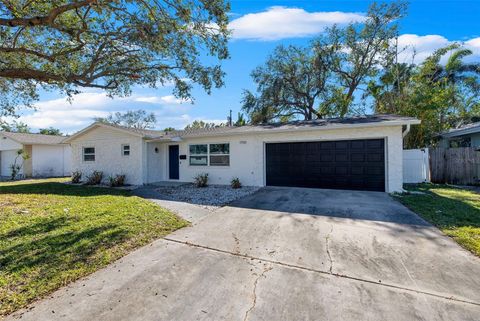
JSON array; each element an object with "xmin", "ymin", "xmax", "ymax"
[
  {"xmin": 0, "ymin": 68, "xmax": 64, "ymax": 82},
  {"xmin": 0, "ymin": 47, "xmax": 54, "ymax": 61},
  {"xmin": 0, "ymin": 0, "xmax": 98, "ymax": 27}
]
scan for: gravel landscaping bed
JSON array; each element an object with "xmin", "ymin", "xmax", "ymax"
[{"xmin": 155, "ymin": 184, "xmax": 261, "ymax": 210}]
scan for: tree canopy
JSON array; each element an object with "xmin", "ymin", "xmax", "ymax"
[
  {"xmin": 242, "ymin": 45, "xmax": 330, "ymax": 123},
  {"xmin": 234, "ymin": 112, "xmax": 246, "ymax": 126},
  {"xmin": 94, "ymin": 109, "xmax": 157, "ymax": 129},
  {"xmin": 242, "ymin": 2, "xmax": 406, "ymax": 124},
  {"xmin": 0, "ymin": 0, "xmax": 230, "ymax": 119},
  {"xmin": 184, "ymin": 120, "xmax": 225, "ymax": 130},
  {"xmin": 0, "ymin": 120, "xmax": 30, "ymax": 133},
  {"xmin": 369, "ymin": 44, "xmax": 480, "ymax": 148},
  {"xmin": 39, "ymin": 127, "xmax": 62, "ymax": 135}
]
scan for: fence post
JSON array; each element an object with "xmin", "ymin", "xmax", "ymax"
[{"xmin": 423, "ymin": 148, "xmax": 430, "ymax": 182}]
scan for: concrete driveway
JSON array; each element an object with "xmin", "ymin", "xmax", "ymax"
[{"xmin": 7, "ymin": 187, "xmax": 480, "ymax": 321}]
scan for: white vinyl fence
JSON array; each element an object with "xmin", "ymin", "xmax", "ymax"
[{"xmin": 403, "ymin": 149, "xmax": 430, "ymax": 183}]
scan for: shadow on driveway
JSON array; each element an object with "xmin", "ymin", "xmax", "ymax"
[{"xmin": 228, "ymin": 186, "xmax": 430, "ymax": 226}]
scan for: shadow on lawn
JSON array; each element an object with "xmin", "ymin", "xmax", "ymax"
[
  {"xmin": 4, "ymin": 216, "xmax": 69, "ymax": 238},
  {"xmin": 0, "ymin": 182, "xmax": 131, "ymax": 197},
  {"xmin": 0, "ymin": 219, "xmax": 128, "ymax": 274}
]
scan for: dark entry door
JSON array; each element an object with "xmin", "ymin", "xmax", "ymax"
[
  {"xmin": 265, "ymin": 139, "xmax": 385, "ymax": 192},
  {"xmin": 169, "ymin": 145, "xmax": 179, "ymax": 180}
]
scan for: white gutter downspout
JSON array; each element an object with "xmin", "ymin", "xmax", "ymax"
[{"xmin": 402, "ymin": 124, "xmax": 411, "ymax": 138}]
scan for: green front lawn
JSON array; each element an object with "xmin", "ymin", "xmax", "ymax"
[
  {"xmin": 395, "ymin": 184, "xmax": 480, "ymax": 257},
  {"xmin": 0, "ymin": 178, "xmax": 188, "ymax": 316}
]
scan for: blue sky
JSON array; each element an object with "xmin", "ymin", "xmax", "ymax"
[{"xmin": 19, "ymin": 0, "xmax": 480, "ymax": 134}]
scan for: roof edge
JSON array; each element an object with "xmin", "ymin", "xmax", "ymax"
[
  {"xmin": 0, "ymin": 132, "xmax": 22, "ymax": 145},
  {"xmin": 64, "ymin": 122, "xmax": 145, "ymax": 143},
  {"xmin": 147, "ymin": 118, "xmax": 421, "ymax": 141},
  {"xmin": 0, "ymin": 131, "xmax": 68, "ymax": 145},
  {"xmin": 442, "ymin": 125, "xmax": 480, "ymax": 138}
]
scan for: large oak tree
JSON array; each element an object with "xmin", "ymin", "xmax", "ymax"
[
  {"xmin": 0, "ymin": 0, "xmax": 230, "ymax": 118},
  {"xmin": 242, "ymin": 2, "xmax": 406, "ymax": 123},
  {"xmin": 241, "ymin": 45, "xmax": 331, "ymax": 123}
]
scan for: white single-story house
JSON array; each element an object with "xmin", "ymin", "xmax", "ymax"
[
  {"xmin": 65, "ymin": 115, "xmax": 420, "ymax": 193},
  {"xmin": 0, "ymin": 132, "xmax": 71, "ymax": 178},
  {"xmin": 438, "ymin": 121, "xmax": 480, "ymax": 148}
]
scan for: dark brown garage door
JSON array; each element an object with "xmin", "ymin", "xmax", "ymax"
[{"xmin": 265, "ymin": 139, "xmax": 385, "ymax": 192}]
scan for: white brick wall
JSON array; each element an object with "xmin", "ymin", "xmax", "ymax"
[
  {"xmin": 70, "ymin": 127, "xmax": 144, "ymax": 185},
  {"xmin": 145, "ymin": 142, "xmax": 165, "ymax": 183},
  {"xmin": 0, "ymin": 136, "xmax": 23, "ymax": 177},
  {"xmin": 32, "ymin": 145, "xmax": 71, "ymax": 177}
]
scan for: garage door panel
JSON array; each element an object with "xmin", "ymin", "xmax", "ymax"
[
  {"xmin": 366, "ymin": 140, "xmax": 384, "ymax": 149},
  {"xmin": 306, "ymin": 144, "xmax": 318, "ymax": 153},
  {"xmin": 366, "ymin": 166, "xmax": 384, "ymax": 175},
  {"xmin": 320, "ymin": 176, "xmax": 335, "ymax": 185},
  {"xmin": 351, "ymin": 140, "xmax": 365, "ymax": 149},
  {"xmin": 335, "ymin": 176, "xmax": 349, "ymax": 185},
  {"xmin": 335, "ymin": 153, "xmax": 348, "ymax": 162},
  {"xmin": 335, "ymin": 141, "xmax": 348, "ymax": 149},
  {"xmin": 320, "ymin": 154, "xmax": 334, "ymax": 162},
  {"xmin": 320, "ymin": 141, "xmax": 335, "ymax": 149},
  {"xmin": 367, "ymin": 153, "xmax": 384, "ymax": 162},
  {"xmin": 319, "ymin": 166, "xmax": 335, "ymax": 175},
  {"xmin": 351, "ymin": 167, "xmax": 364, "ymax": 175},
  {"xmin": 266, "ymin": 139, "xmax": 385, "ymax": 192},
  {"xmin": 335, "ymin": 167, "xmax": 348, "ymax": 175},
  {"xmin": 351, "ymin": 153, "xmax": 365, "ymax": 162},
  {"xmin": 310, "ymin": 166, "xmax": 323, "ymax": 175}
]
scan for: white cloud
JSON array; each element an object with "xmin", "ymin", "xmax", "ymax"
[
  {"xmin": 19, "ymin": 109, "xmax": 110, "ymax": 130},
  {"xmin": 464, "ymin": 37, "xmax": 480, "ymax": 62},
  {"xmin": 35, "ymin": 92, "xmax": 126, "ymax": 111},
  {"xmin": 466, "ymin": 37, "xmax": 480, "ymax": 48},
  {"xmin": 135, "ymin": 95, "xmax": 191, "ymax": 105},
  {"xmin": 396, "ymin": 34, "xmax": 480, "ymax": 64},
  {"xmin": 229, "ymin": 6, "xmax": 365, "ymax": 41},
  {"xmin": 13, "ymin": 91, "xmax": 218, "ymax": 134},
  {"xmin": 14, "ymin": 92, "xmax": 122, "ymax": 133}
]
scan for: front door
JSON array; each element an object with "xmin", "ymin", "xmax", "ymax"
[{"xmin": 168, "ymin": 145, "xmax": 180, "ymax": 180}]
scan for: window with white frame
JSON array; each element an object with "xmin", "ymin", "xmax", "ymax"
[
  {"xmin": 209, "ymin": 143, "xmax": 230, "ymax": 166},
  {"xmin": 189, "ymin": 144, "xmax": 208, "ymax": 166},
  {"xmin": 122, "ymin": 144, "xmax": 130, "ymax": 156},
  {"xmin": 189, "ymin": 143, "xmax": 230, "ymax": 166},
  {"xmin": 83, "ymin": 147, "xmax": 95, "ymax": 162}
]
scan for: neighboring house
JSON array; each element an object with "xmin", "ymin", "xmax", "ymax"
[
  {"xmin": 65, "ymin": 114, "xmax": 420, "ymax": 193},
  {"xmin": 0, "ymin": 132, "xmax": 71, "ymax": 178},
  {"xmin": 438, "ymin": 122, "xmax": 480, "ymax": 148}
]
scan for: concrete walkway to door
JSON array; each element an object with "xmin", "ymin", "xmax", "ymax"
[{"xmin": 7, "ymin": 187, "xmax": 480, "ymax": 321}]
